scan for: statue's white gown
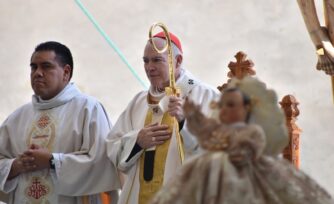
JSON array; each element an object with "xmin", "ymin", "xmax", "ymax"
[{"xmin": 151, "ymin": 105, "xmax": 334, "ymax": 204}]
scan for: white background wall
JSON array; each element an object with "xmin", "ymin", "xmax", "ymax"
[{"xmin": 0, "ymin": 0, "xmax": 333, "ymax": 196}]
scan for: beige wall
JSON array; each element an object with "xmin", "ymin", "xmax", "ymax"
[{"xmin": 0, "ymin": 0, "xmax": 333, "ymax": 196}]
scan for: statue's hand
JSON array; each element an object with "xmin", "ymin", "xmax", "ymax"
[
  {"xmin": 315, "ymin": 27, "xmax": 334, "ymax": 75},
  {"xmin": 183, "ymin": 97, "xmax": 200, "ymax": 118},
  {"xmin": 317, "ymin": 47, "xmax": 334, "ymax": 75}
]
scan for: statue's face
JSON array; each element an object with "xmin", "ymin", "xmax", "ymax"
[{"xmin": 219, "ymin": 91, "xmax": 249, "ymax": 124}]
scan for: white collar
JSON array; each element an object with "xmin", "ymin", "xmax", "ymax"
[{"xmin": 32, "ymin": 82, "xmax": 81, "ymax": 110}]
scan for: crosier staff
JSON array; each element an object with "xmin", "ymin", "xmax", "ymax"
[{"xmin": 148, "ymin": 22, "xmax": 185, "ymax": 162}]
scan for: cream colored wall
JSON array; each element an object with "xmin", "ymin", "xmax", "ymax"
[{"xmin": 0, "ymin": 0, "xmax": 333, "ymax": 197}]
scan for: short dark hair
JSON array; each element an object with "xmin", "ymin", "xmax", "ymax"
[{"xmin": 33, "ymin": 41, "xmax": 74, "ymax": 80}]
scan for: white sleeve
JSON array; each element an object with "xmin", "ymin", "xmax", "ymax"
[
  {"xmin": 0, "ymin": 159, "xmax": 18, "ymax": 193},
  {"xmin": 0, "ymin": 122, "xmax": 19, "ymax": 193},
  {"xmin": 107, "ymin": 128, "xmax": 143, "ymax": 173},
  {"xmin": 106, "ymin": 94, "xmax": 145, "ymax": 173},
  {"xmin": 51, "ymin": 103, "xmax": 120, "ymax": 196}
]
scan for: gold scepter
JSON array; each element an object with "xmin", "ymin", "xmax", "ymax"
[
  {"xmin": 148, "ymin": 22, "xmax": 184, "ymax": 163},
  {"xmin": 149, "ymin": 22, "xmax": 181, "ymax": 96}
]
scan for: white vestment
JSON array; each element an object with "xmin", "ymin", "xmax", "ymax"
[
  {"xmin": 106, "ymin": 70, "xmax": 219, "ymax": 204},
  {"xmin": 0, "ymin": 83, "xmax": 120, "ymax": 204}
]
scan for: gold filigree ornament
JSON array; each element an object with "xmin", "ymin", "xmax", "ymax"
[{"xmin": 27, "ymin": 112, "xmax": 56, "ymax": 152}]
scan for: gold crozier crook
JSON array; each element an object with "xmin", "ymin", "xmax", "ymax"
[{"xmin": 148, "ymin": 22, "xmax": 185, "ymax": 163}]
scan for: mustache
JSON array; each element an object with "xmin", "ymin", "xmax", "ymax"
[{"xmin": 32, "ymin": 77, "xmax": 46, "ymax": 84}]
